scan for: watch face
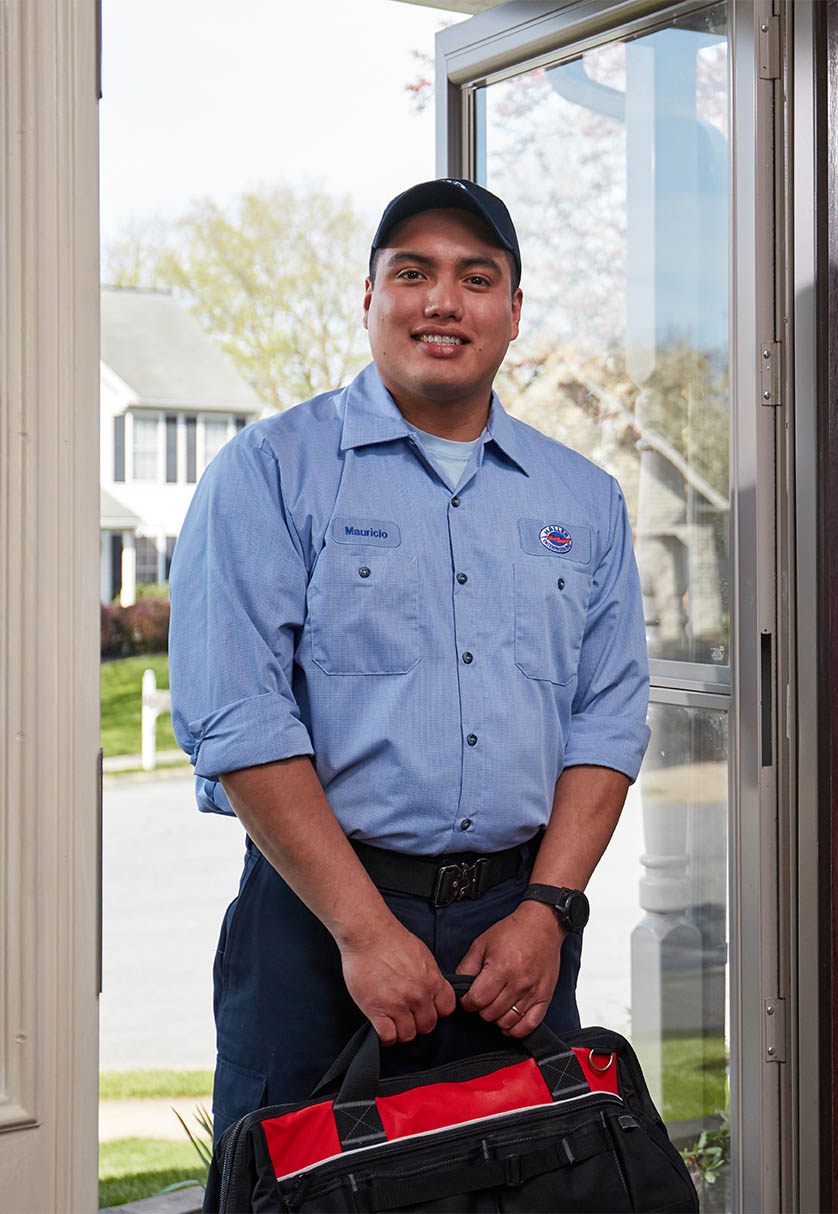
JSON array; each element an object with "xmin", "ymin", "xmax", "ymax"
[{"xmin": 563, "ymin": 891, "xmax": 590, "ymax": 931}]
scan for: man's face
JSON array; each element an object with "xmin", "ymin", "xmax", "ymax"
[{"xmin": 363, "ymin": 208, "xmax": 522, "ymax": 421}]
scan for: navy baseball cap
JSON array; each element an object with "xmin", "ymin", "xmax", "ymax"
[{"xmin": 370, "ymin": 178, "xmax": 521, "ymax": 286}]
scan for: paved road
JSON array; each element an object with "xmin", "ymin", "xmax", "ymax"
[
  {"xmin": 100, "ymin": 773, "xmax": 645, "ymax": 1073},
  {"xmin": 101, "ymin": 773, "xmax": 245, "ymax": 1071}
]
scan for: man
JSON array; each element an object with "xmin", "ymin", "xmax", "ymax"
[{"xmin": 169, "ymin": 179, "xmax": 650, "ymax": 1142}]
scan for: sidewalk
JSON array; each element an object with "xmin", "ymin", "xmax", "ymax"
[
  {"xmin": 100, "ymin": 1098, "xmax": 212, "ymax": 1143},
  {"xmin": 103, "ymin": 749, "xmax": 188, "ymax": 773}
]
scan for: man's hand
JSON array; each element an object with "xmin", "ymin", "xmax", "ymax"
[
  {"xmin": 456, "ymin": 901, "xmax": 565, "ymax": 1038},
  {"xmin": 341, "ymin": 920, "xmax": 456, "ymax": 1046}
]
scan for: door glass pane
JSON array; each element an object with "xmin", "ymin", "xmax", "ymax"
[
  {"xmin": 580, "ymin": 700, "xmax": 730, "ymax": 1210},
  {"xmin": 480, "ymin": 3, "xmax": 729, "ymax": 667}
]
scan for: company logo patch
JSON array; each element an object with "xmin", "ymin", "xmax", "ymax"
[
  {"xmin": 539, "ymin": 524, "xmax": 573, "ymax": 555},
  {"xmin": 518, "ymin": 518, "xmax": 591, "ymax": 563},
  {"xmin": 331, "ymin": 518, "xmax": 401, "ymax": 548}
]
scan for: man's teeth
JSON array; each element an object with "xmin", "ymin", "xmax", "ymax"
[{"xmin": 419, "ymin": 334, "xmax": 464, "ymax": 345}]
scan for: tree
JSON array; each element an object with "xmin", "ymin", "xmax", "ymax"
[{"xmin": 103, "ymin": 186, "xmax": 372, "ymax": 411}]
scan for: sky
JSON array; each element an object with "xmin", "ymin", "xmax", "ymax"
[{"xmin": 99, "ymin": 0, "xmax": 464, "ymax": 250}]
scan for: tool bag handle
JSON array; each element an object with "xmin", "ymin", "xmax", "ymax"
[{"xmin": 311, "ymin": 974, "xmax": 590, "ymax": 1150}]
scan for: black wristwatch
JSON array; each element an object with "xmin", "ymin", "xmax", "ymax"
[{"xmin": 520, "ymin": 884, "xmax": 590, "ymax": 933}]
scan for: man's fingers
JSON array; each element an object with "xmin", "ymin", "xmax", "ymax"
[
  {"xmin": 502, "ymin": 1001, "xmax": 549, "ymax": 1039},
  {"xmin": 434, "ymin": 980, "xmax": 457, "ymax": 1018},
  {"xmin": 373, "ymin": 1016, "xmax": 399, "ymax": 1047}
]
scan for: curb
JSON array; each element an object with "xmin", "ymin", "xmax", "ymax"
[{"xmin": 101, "ymin": 1187, "xmax": 204, "ymax": 1213}]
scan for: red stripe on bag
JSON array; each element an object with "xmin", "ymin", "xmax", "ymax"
[
  {"xmin": 376, "ymin": 1058, "xmax": 552, "ymax": 1138},
  {"xmin": 573, "ymin": 1047, "xmax": 620, "ymax": 1095},
  {"xmin": 262, "ymin": 1100, "xmax": 341, "ymax": 1177}
]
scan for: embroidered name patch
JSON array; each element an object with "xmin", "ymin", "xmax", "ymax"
[
  {"xmin": 517, "ymin": 518, "xmax": 591, "ymax": 563},
  {"xmin": 331, "ymin": 518, "xmax": 401, "ymax": 547}
]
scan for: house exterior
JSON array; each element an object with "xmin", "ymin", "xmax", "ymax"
[{"xmin": 99, "ymin": 286, "xmax": 263, "ymax": 604}]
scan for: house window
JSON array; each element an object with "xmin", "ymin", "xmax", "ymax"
[
  {"xmin": 113, "ymin": 415, "xmax": 125, "ymax": 482},
  {"xmin": 132, "ymin": 415, "xmax": 159, "ymax": 481},
  {"xmin": 203, "ymin": 417, "xmax": 229, "ymax": 470},
  {"xmin": 165, "ymin": 535, "xmax": 177, "ymax": 579},
  {"xmin": 235, "ymin": 415, "xmax": 247, "ymax": 432},
  {"xmin": 186, "ymin": 416, "xmax": 197, "ymax": 483},
  {"xmin": 136, "ymin": 536, "xmax": 159, "ymax": 584},
  {"xmin": 165, "ymin": 415, "xmax": 178, "ymax": 482}
]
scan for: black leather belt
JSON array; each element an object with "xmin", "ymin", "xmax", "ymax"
[{"xmin": 351, "ymin": 837, "xmax": 537, "ymax": 908}]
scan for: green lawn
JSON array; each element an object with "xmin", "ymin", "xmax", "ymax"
[
  {"xmin": 100, "ymin": 1069, "xmax": 214, "ymax": 1101},
  {"xmin": 100, "ymin": 653, "xmax": 179, "ymax": 758},
  {"xmin": 99, "ymin": 1071, "xmax": 213, "ymax": 1208},
  {"xmin": 660, "ymin": 1033, "xmax": 727, "ymax": 1124},
  {"xmin": 99, "ymin": 1138, "xmax": 207, "ymax": 1209}
]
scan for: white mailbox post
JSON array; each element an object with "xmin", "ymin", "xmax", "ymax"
[{"xmin": 141, "ymin": 668, "xmax": 172, "ymax": 771}]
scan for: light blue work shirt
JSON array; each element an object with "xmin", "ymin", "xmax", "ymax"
[{"xmin": 169, "ymin": 362, "xmax": 650, "ymax": 855}]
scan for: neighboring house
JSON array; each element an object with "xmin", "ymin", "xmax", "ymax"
[{"xmin": 100, "ymin": 285, "xmax": 263, "ymax": 605}]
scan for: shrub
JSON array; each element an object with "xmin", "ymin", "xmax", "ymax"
[
  {"xmin": 101, "ymin": 598, "xmax": 170, "ymax": 657},
  {"xmin": 122, "ymin": 599, "xmax": 171, "ymax": 654},
  {"xmin": 101, "ymin": 603, "xmax": 127, "ymax": 657}
]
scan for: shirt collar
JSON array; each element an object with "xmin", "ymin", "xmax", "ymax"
[{"xmin": 340, "ymin": 361, "xmax": 530, "ymax": 477}]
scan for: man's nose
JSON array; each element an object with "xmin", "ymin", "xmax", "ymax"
[{"xmin": 423, "ymin": 278, "xmax": 463, "ymax": 319}]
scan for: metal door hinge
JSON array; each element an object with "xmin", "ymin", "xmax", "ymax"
[
  {"xmin": 760, "ymin": 341, "xmax": 782, "ymax": 407},
  {"xmin": 759, "ymin": 16, "xmax": 781, "ymax": 80},
  {"xmin": 764, "ymin": 997, "xmax": 786, "ymax": 1062}
]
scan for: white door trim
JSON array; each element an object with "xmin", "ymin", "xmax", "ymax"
[{"xmin": 0, "ymin": 0, "xmax": 100, "ymax": 1208}]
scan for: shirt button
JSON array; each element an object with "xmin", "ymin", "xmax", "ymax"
[
  {"xmin": 460, "ymin": 818, "xmax": 473, "ymax": 831},
  {"xmin": 457, "ymin": 572, "xmax": 468, "ymax": 585},
  {"xmin": 451, "ymin": 496, "xmax": 461, "ymax": 507},
  {"xmin": 462, "ymin": 651, "xmax": 473, "ymax": 664},
  {"xmin": 557, "ymin": 577, "xmax": 565, "ymax": 590},
  {"xmin": 466, "ymin": 733, "xmax": 478, "ymax": 746},
  {"xmin": 358, "ymin": 566, "xmax": 371, "ymax": 578}
]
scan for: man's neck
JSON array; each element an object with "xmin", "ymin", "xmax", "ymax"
[{"xmin": 386, "ymin": 391, "xmax": 492, "ymax": 441}]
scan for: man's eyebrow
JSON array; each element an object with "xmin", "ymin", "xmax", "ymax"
[
  {"xmin": 384, "ymin": 251, "xmax": 506, "ymax": 277},
  {"xmin": 384, "ymin": 250, "xmax": 436, "ymax": 269},
  {"xmin": 457, "ymin": 255, "xmax": 505, "ymax": 277}
]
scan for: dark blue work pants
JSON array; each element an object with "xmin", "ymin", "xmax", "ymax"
[{"xmin": 211, "ymin": 838, "xmax": 582, "ymax": 1144}]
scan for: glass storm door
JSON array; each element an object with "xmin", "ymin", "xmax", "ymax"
[{"xmin": 437, "ymin": 3, "xmax": 785, "ymax": 1210}]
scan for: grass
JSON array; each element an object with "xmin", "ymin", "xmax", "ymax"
[
  {"xmin": 660, "ymin": 1033, "xmax": 727, "ymax": 1124},
  {"xmin": 100, "ymin": 653, "xmax": 177, "ymax": 758},
  {"xmin": 99, "ymin": 1138, "xmax": 207, "ymax": 1209},
  {"xmin": 100, "ymin": 1069, "xmax": 213, "ymax": 1101}
]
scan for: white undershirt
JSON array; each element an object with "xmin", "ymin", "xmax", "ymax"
[{"xmin": 409, "ymin": 424, "xmax": 482, "ymax": 489}]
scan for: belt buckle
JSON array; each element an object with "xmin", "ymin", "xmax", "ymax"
[{"xmin": 432, "ymin": 858, "xmax": 489, "ymax": 907}]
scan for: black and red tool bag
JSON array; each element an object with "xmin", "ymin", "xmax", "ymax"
[{"xmin": 204, "ymin": 979, "xmax": 698, "ymax": 1213}]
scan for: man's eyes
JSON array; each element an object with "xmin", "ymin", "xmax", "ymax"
[{"xmin": 394, "ymin": 270, "xmax": 493, "ymax": 287}]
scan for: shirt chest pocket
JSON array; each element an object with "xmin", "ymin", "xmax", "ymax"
[
  {"xmin": 514, "ymin": 560, "xmax": 593, "ymax": 686},
  {"xmin": 308, "ymin": 546, "xmax": 421, "ymax": 675}
]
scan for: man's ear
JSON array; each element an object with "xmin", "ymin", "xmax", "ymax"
[
  {"xmin": 362, "ymin": 276, "xmax": 373, "ymax": 331},
  {"xmin": 510, "ymin": 287, "xmax": 523, "ymax": 342}
]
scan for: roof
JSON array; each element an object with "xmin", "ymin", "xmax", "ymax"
[
  {"xmin": 101, "ymin": 286, "xmax": 263, "ymax": 412},
  {"xmin": 100, "ymin": 488, "xmax": 141, "ymax": 531}
]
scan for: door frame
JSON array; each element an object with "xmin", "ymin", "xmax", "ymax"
[
  {"xmin": 0, "ymin": 1, "xmax": 101, "ymax": 1209},
  {"xmin": 433, "ymin": 2, "xmax": 799, "ymax": 1209}
]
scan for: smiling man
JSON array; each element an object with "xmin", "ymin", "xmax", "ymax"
[{"xmin": 169, "ymin": 179, "xmax": 650, "ymax": 1145}]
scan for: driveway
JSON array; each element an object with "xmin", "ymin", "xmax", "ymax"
[{"xmin": 100, "ymin": 773, "xmax": 244, "ymax": 1071}]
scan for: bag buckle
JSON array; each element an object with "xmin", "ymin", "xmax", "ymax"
[{"xmin": 432, "ymin": 858, "xmax": 489, "ymax": 906}]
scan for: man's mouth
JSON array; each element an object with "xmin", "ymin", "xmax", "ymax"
[{"xmin": 415, "ymin": 334, "xmax": 466, "ymax": 346}]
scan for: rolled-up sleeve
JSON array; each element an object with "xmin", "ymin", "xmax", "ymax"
[
  {"xmin": 562, "ymin": 478, "xmax": 650, "ymax": 781},
  {"xmin": 169, "ymin": 432, "xmax": 314, "ymax": 781}
]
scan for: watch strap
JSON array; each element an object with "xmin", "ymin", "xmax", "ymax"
[{"xmin": 520, "ymin": 883, "xmax": 589, "ymax": 931}]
